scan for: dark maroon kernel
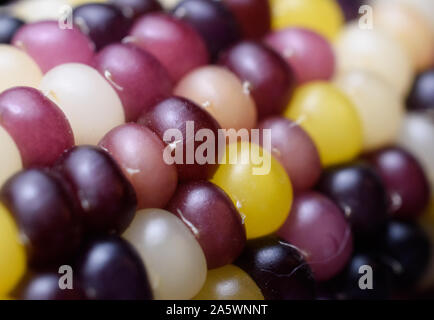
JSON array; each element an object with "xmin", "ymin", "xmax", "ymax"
[
  {"xmin": 53, "ymin": 146, "xmax": 137, "ymax": 234},
  {"xmin": 235, "ymin": 236, "xmax": 316, "ymax": 300},
  {"xmin": 73, "ymin": 3, "xmax": 130, "ymax": 50},
  {"xmin": 0, "ymin": 169, "xmax": 82, "ymax": 268},
  {"xmin": 75, "ymin": 235, "xmax": 153, "ymax": 300},
  {"xmin": 17, "ymin": 272, "xmax": 86, "ymax": 300},
  {"xmin": 172, "ymin": 0, "xmax": 241, "ymax": 61},
  {"xmin": 317, "ymin": 163, "xmax": 389, "ymax": 237},
  {"xmin": 336, "ymin": 0, "xmax": 364, "ymax": 22},
  {"xmin": 222, "ymin": 0, "xmax": 271, "ymax": 39},
  {"xmin": 138, "ymin": 96, "xmax": 222, "ymax": 181},
  {"xmin": 109, "ymin": 0, "xmax": 162, "ymax": 21},
  {"xmin": 364, "ymin": 147, "xmax": 430, "ymax": 220},
  {"xmin": 219, "ymin": 41, "xmax": 295, "ymax": 119},
  {"xmin": 166, "ymin": 180, "xmax": 246, "ymax": 269}
]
